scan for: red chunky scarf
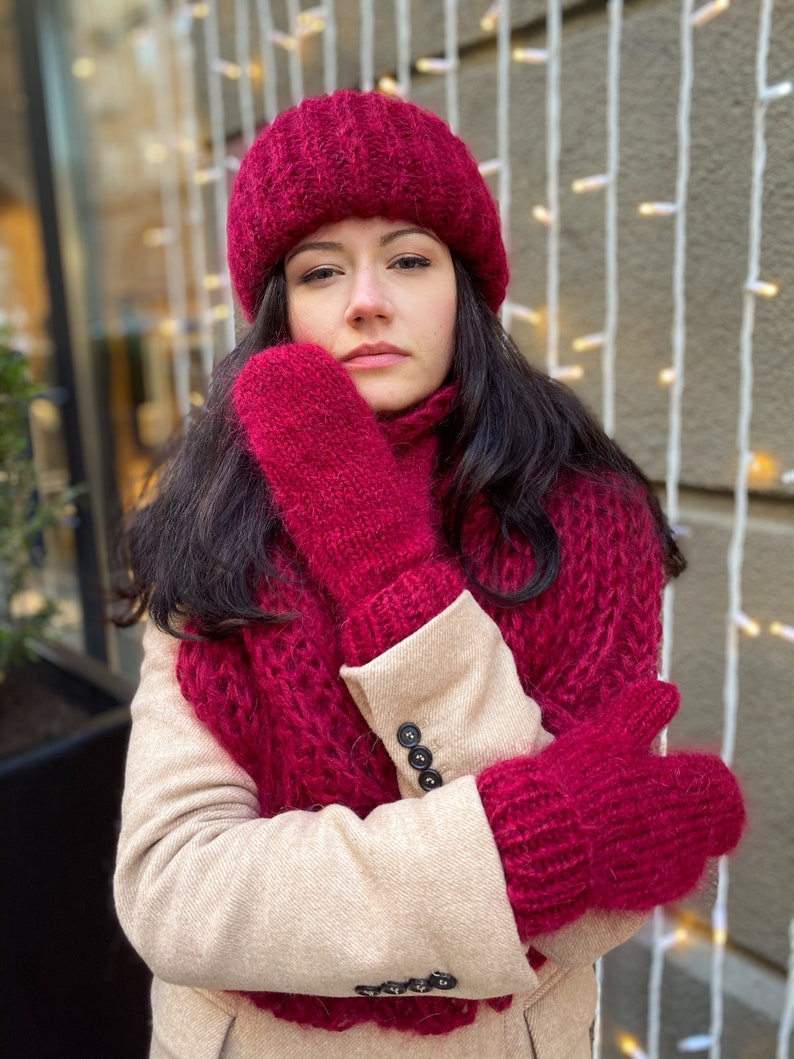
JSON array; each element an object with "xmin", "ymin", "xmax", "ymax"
[{"xmin": 176, "ymin": 390, "xmax": 664, "ymax": 1036}]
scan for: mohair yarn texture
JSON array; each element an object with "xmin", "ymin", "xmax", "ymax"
[
  {"xmin": 226, "ymin": 90, "xmax": 509, "ymax": 321},
  {"xmin": 176, "ymin": 387, "xmax": 680, "ymax": 1036},
  {"xmin": 477, "ymin": 681, "xmax": 745, "ymax": 941}
]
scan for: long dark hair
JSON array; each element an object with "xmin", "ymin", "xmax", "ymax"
[{"xmin": 114, "ymin": 257, "xmax": 684, "ymax": 637}]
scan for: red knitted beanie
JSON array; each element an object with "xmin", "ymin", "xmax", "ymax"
[{"xmin": 227, "ymin": 90, "xmax": 509, "ymax": 320}]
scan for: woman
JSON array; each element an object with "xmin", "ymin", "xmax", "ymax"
[{"xmin": 114, "ymin": 90, "xmax": 745, "ymax": 1059}]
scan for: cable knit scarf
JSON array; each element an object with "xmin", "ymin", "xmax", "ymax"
[{"xmin": 176, "ymin": 387, "xmax": 664, "ymax": 1036}]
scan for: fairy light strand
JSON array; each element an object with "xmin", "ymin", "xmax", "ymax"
[
  {"xmin": 200, "ymin": 0, "xmax": 237, "ymax": 351},
  {"xmin": 601, "ymin": 0, "xmax": 623, "ymax": 438},
  {"xmin": 254, "ymin": 0, "xmax": 278, "ymax": 123},
  {"xmin": 545, "ymin": 0, "xmax": 562, "ymax": 375},
  {"xmin": 497, "ymin": 0, "xmax": 512, "ymax": 237},
  {"xmin": 778, "ymin": 917, "xmax": 794, "ymax": 1059},
  {"xmin": 359, "ymin": 0, "xmax": 374, "ymax": 91},
  {"xmin": 172, "ymin": 7, "xmax": 214, "ymax": 378},
  {"xmin": 712, "ymin": 0, "xmax": 786, "ymax": 1054},
  {"xmin": 148, "ymin": 0, "xmax": 192, "ymax": 418},
  {"xmin": 444, "ymin": 0, "xmax": 459, "ymax": 134},
  {"xmin": 323, "ymin": 0, "xmax": 338, "ymax": 94},
  {"xmin": 395, "ymin": 0, "xmax": 411, "ymax": 97},
  {"xmin": 286, "ymin": 0, "xmax": 304, "ymax": 103},
  {"xmin": 234, "ymin": 0, "xmax": 256, "ymax": 146}
]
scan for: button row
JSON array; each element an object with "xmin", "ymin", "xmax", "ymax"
[
  {"xmin": 355, "ymin": 971, "xmax": 458, "ymax": 998},
  {"xmin": 396, "ymin": 722, "xmax": 443, "ymax": 791}
]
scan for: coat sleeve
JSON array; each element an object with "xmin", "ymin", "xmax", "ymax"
[
  {"xmin": 341, "ymin": 590, "xmax": 646, "ymax": 968},
  {"xmin": 113, "ymin": 616, "xmax": 538, "ymax": 1000}
]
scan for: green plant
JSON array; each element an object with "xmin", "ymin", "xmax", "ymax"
[{"xmin": 0, "ymin": 343, "xmax": 84, "ymax": 676}]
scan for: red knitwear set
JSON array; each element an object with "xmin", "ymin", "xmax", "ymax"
[{"xmin": 115, "ymin": 90, "xmax": 745, "ymax": 1059}]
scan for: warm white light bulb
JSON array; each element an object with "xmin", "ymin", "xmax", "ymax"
[
  {"xmin": 572, "ymin": 333, "xmax": 605, "ymax": 353},
  {"xmin": 552, "ymin": 365, "xmax": 585, "ymax": 382},
  {"xmin": 416, "ymin": 57, "xmax": 456, "ymax": 74},
  {"xmin": 638, "ymin": 201, "xmax": 678, "ymax": 217},
  {"xmin": 532, "ymin": 205, "xmax": 553, "ymax": 226},
  {"xmin": 746, "ymin": 279, "xmax": 779, "ymax": 298},
  {"xmin": 572, "ymin": 174, "xmax": 609, "ymax": 193},
  {"xmin": 480, "ymin": 3, "xmax": 500, "ymax": 32},
  {"xmin": 734, "ymin": 611, "xmax": 761, "ymax": 637},
  {"xmin": 658, "ymin": 367, "xmax": 676, "ymax": 386},
  {"xmin": 71, "ymin": 57, "xmax": 96, "ymax": 79},
  {"xmin": 691, "ymin": 0, "xmax": 730, "ymax": 27},
  {"xmin": 512, "ymin": 47, "xmax": 548, "ymax": 65}
]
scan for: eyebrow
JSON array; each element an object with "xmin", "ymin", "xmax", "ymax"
[{"xmin": 284, "ymin": 227, "xmax": 440, "ymax": 264}]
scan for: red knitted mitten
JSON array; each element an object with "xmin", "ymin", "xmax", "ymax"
[
  {"xmin": 233, "ymin": 343, "xmax": 464, "ymax": 663},
  {"xmin": 477, "ymin": 680, "xmax": 746, "ymax": 939}
]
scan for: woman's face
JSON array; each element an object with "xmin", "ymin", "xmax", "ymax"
[{"xmin": 285, "ymin": 216, "xmax": 457, "ymax": 414}]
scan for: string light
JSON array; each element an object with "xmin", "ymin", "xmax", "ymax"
[
  {"xmin": 747, "ymin": 451, "xmax": 780, "ymax": 483},
  {"xmin": 268, "ymin": 29, "xmax": 299, "ymax": 51},
  {"xmin": 572, "ymin": 174, "xmax": 609, "ymax": 192},
  {"xmin": 572, "ymin": 332, "xmax": 605, "ymax": 353},
  {"xmin": 478, "ymin": 158, "xmax": 502, "ymax": 176},
  {"xmin": 144, "ymin": 141, "xmax": 169, "ymax": 164},
  {"xmin": 551, "ymin": 365, "xmax": 585, "ymax": 382},
  {"xmin": 532, "ymin": 204, "xmax": 553, "ymax": 225},
  {"xmin": 416, "ymin": 56, "xmax": 457, "ymax": 74},
  {"xmin": 691, "ymin": 0, "xmax": 730, "ymax": 29},
  {"xmin": 506, "ymin": 302, "xmax": 542, "ymax": 325},
  {"xmin": 745, "ymin": 279, "xmax": 779, "ymax": 297},
  {"xmin": 377, "ymin": 76, "xmax": 405, "ymax": 96},
  {"xmin": 658, "ymin": 367, "xmax": 676, "ymax": 386},
  {"xmin": 142, "ymin": 226, "xmax": 175, "ymax": 247},
  {"xmin": 660, "ymin": 927, "xmax": 689, "ymax": 951},
  {"xmin": 678, "ymin": 1035, "xmax": 715, "ymax": 1052},
  {"xmin": 480, "ymin": 2, "xmax": 500, "ymax": 32},
  {"xmin": 193, "ymin": 166, "xmax": 223, "ymax": 184},
  {"xmin": 770, "ymin": 622, "xmax": 794, "ymax": 644},
  {"xmin": 733, "ymin": 611, "xmax": 761, "ymax": 638},
  {"xmin": 638, "ymin": 201, "xmax": 678, "ymax": 216},
  {"xmin": 760, "ymin": 81, "xmax": 793, "ymax": 104},
  {"xmin": 512, "ymin": 47, "xmax": 548, "ymax": 64},
  {"xmin": 156, "ymin": 317, "xmax": 182, "ymax": 337},
  {"xmin": 210, "ymin": 59, "xmax": 242, "ymax": 79},
  {"xmin": 186, "ymin": 1, "xmax": 209, "ymax": 18},
  {"xmin": 618, "ymin": 1034, "xmax": 648, "ymax": 1059},
  {"xmin": 71, "ymin": 57, "xmax": 96, "ymax": 79},
  {"xmin": 296, "ymin": 5, "xmax": 326, "ymax": 36},
  {"xmin": 202, "ymin": 273, "xmax": 227, "ymax": 291}
]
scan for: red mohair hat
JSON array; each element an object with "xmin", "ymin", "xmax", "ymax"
[{"xmin": 227, "ymin": 90, "xmax": 509, "ymax": 321}]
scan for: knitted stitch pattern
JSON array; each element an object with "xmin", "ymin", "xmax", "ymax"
[
  {"xmin": 177, "ymin": 395, "xmax": 667, "ymax": 1035},
  {"xmin": 233, "ymin": 344, "xmax": 466, "ymax": 665},
  {"xmin": 478, "ymin": 680, "xmax": 745, "ymax": 939},
  {"xmin": 227, "ymin": 90, "xmax": 508, "ymax": 321}
]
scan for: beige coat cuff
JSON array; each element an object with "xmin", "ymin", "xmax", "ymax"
[{"xmin": 342, "ymin": 589, "xmax": 645, "ymax": 966}]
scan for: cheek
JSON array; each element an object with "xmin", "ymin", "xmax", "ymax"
[{"xmin": 288, "ymin": 296, "xmax": 323, "ymax": 345}]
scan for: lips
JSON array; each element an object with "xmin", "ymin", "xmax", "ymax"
[{"xmin": 340, "ymin": 343, "xmax": 409, "ymax": 368}]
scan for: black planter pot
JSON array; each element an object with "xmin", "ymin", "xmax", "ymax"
[{"xmin": 0, "ymin": 659, "xmax": 150, "ymax": 1059}]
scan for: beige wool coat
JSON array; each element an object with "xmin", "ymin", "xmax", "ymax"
[{"xmin": 114, "ymin": 592, "xmax": 645, "ymax": 1059}]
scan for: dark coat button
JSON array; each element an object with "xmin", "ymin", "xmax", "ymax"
[
  {"xmin": 418, "ymin": 768, "xmax": 443, "ymax": 791},
  {"xmin": 397, "ymin": 723, "xmax": 422, "ymax": 748},
  {"xmin": 381, "ymin": 980, "xmax": 408, "ymax": 995},
  {"xmin": 408, "ymin": 745, "xmax": 433, "ymax": 770},
  {"xmin": 354, "ymin": 984, "xmax": 381, "ymax": 997},
  {"xmin": 428, "ymin": 971, "xmax": 457, "ymax": 990},
  {"xmin": 408, "ymin": 978, "xmax": 433, "ymax": 993}
]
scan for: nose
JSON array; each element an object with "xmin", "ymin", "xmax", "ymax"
[{"xmin": 344, "ymin": 268, "xmax": 393, "ymax": 327}]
